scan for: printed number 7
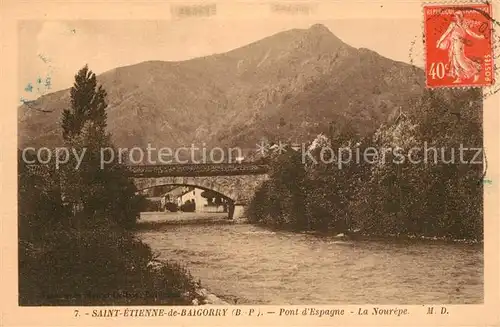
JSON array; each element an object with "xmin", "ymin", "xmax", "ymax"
[{"xmin": 74, "ymin": 310, "xmax": 79, "ymax": 317}]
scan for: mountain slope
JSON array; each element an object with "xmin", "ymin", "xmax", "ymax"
[{"xmin": 19, "ymin": 24, "xmax": 474, "ymax": 157}]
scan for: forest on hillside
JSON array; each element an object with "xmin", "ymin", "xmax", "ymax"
[{"xmin": 247, "ymin": 88, "xmax": 484, "ymax": 241}]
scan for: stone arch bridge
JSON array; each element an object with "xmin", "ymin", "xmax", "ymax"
[{"xmin": 126, "ymin": 163, "xmax": 269, "ymax": 219}]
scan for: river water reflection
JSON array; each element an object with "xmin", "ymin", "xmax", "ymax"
[{"xmin": 136, "ymin": 221, "xmax": 483, "ymax": 304}]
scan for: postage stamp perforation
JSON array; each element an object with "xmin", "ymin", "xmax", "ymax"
[
  {"xmin": 481, "ymin": 0, "xmax": 500, "ymax": 96},
  {"xmin": 423, "ymin": 1, "xmax": 495, "ymax": 88}
]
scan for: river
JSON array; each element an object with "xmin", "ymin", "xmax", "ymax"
[{"xmin": 136, "ymin": 216, "xmax": 483, "ymax": 304}]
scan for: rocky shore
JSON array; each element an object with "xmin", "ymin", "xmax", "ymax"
[
  {"xmin": 193, "ymin": 288, "xmax": 229, "ymax": 305},
  {"xmin": 147, "ymin": 258, "xmax": 229, "ymax": 305}
]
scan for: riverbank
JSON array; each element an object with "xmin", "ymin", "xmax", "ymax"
[
  {"xmin": 137, "ymin": 212, "xmax": 483, "ymax": 244},
  {"xmin": 146, "ymin": 258, "xmax": 229, "ymax": 305},
  {"xmin": 248, "ymin": 221, "xmax": 483, "ymax": 245},
  {"xmin": 193, "ymin": 288, "xmax": 230, "ymax": 305},
  {"xmin": 136, "ymin": 212, "xmax": 247, "ymax": 229},
  {"xmin": 309, "ymin": 230, "xmax": 483, "ymax": 245}
]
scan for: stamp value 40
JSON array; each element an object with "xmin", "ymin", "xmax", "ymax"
[{"xmin": 424, "ymin": 3, "xmax": 494, "ymax": 88}]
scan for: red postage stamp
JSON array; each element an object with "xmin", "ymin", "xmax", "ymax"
[{"xmin": 424, "ymin": 3, "xmax": 494, "ymax": 88}]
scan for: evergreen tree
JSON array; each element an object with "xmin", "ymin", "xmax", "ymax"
[
  {"xmin": 62, "ymin": 65, "xmax": 143, "ymax": 228},
  {"xmin": 62, "ymin": 65, "xmax": 107, "ymax": 141}
]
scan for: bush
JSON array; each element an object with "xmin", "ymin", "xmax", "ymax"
[
  {"xmin": 19, "ymin": 224, "xmax": 200, "ymax": 305},
  {"xmin": 246, "ymin": 181, "xmax": 270, "ymax": 224},
  {"xmin": 143, "ymin": 198, "xmax": 161, "ymax": 212},
  {"xmin": 247, "ymin": 105, "xmax": 483, "ymax": 241},
  {"xmin": 18, "ymin": 65, "xmax": 204, "ymax": 306},
  {"xmin": 165, "ymin": 202, "xmax": 179, "ymax": 212},
  {"xmin": 180, "ymin": 201, "xmax": 196, "ymax": 212},
  {"xmin": 18, "ymin": 151, "xmax": 202, "ymax": 306}
]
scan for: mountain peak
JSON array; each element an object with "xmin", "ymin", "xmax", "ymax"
[
  {"xmin": 309, "ymin": 23, "xmax": 331, "ymax": 33},
  {"xmin": 287, "ymin": 23, "xmax": 345, "ymax": 54},
  {"xmin": 302, "ymin": 23, "xmax": 343, "ymax": 43}
]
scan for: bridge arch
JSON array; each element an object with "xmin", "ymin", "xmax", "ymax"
[
  {"xmin": 132, "ymin": 174, "xmax": 268, "ymax": 205},
  {"xmin": 136, "ymin": 182, "xmax": 235, "ymax": 203}
]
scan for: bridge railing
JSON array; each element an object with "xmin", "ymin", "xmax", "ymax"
[
  {"xmin": 125, "ymin": 163, "xmax": 269, "ymax": 177},
  {"xmin": 23, "ymin": 162, "xmax": 270, "ymax": 177}
]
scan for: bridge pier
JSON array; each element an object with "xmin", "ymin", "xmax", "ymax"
[{"xmin": 231, "ymin": 205, "xmax": 246, "ymax": 220}]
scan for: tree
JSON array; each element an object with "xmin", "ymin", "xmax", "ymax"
[
  {"xmin": 19, "ymin": 65, "xmax": 201, "ymax": 305},
  {"xmin": 18, "ymin": 149, "xmax": 67, "ymax": 242},
  {"xmin": 62, "ymin": 65, "xmax": 107, "ymax": 141},
  {"xmin": 201, "ymin": 189, "xmax": 225, "ymax": 207},
  {"xmin": 61, "ymin": 65, "xmax": 142, "ymax": 228},
  {"xmin": 214, "ymin": 196, "xmax": 222, "ymax": 208},
  {"xmin": 201, "ymin": 190, "xmax": 218, "ymax": 201}
]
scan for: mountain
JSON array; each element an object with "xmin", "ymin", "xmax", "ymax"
[{"xmin": 19, "ymin": 24, "xmax": 475, "ymax": 160}]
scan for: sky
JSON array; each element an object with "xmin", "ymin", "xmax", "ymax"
[{"xmin": 18, "ymin": 17, "xmax": 424, "ymax": 99}]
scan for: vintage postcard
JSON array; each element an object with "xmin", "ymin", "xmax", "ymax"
[{"xmin": 1, "ymin": 0, "xmax": 499, "ymax": 326}]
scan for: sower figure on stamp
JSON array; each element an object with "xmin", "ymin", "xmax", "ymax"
[{"xmin": 436, "ymin": 10, "xmax": 485, "ymax": 83}]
